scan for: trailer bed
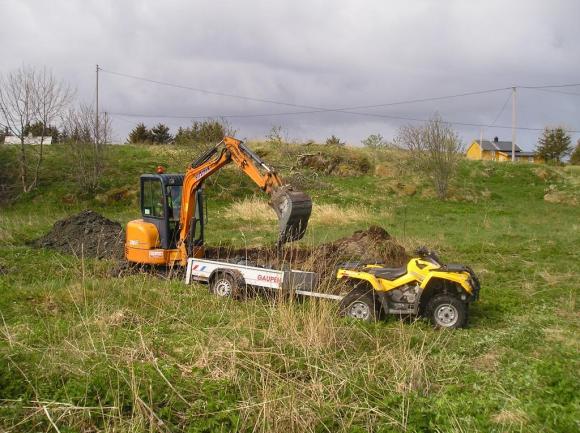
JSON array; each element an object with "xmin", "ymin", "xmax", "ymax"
[{"xmin": 186, "ymin": 258, "xmax": 343, "ymax": 300}]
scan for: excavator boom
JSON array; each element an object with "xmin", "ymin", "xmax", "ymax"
[{"xmin": 178, "ymin": 137, "xmax": 312, "ymax": 258}]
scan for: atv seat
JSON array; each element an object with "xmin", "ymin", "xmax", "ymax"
[{"xmin": 368, "ymin": 266, "xmax": 407, "ymax": 280}]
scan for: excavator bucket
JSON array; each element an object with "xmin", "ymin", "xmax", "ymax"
[{"xmin": 269, "ymin": 186, "xmax": 313, "ymax": 246}]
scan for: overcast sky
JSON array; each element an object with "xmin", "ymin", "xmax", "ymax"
[{"xmin": 1, "ymin": 0, "xmax": 579, "ymax": 148}]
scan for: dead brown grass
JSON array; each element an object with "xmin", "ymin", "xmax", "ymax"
[{"xmin": 222, "ymin": 197, "xmax": 385, "ymax": 227}]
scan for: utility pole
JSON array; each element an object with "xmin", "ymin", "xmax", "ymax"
[
  {"xmin": 96, "ymin": 64, "xmax": 99, "ymax": 145},
  {"xmin": 511, "ymin": 86, "xmax": 517, "ymax": 162},
  {"xmin": 480, "ymin": 128, "xmax": 484, "ymax": 159}
]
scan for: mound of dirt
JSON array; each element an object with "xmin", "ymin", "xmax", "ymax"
[
  {"xmin": 33, "ymin": 210, "xmax": 125, "ymax": 259},
  {"xmin": 35, "ymin": 209, "xmax": 408, "ymax": 293},
  {"xmin": 205, "ymin": 225, "xmax": 408, "ymax": 287}
]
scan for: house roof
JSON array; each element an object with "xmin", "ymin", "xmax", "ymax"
[
  {"xmin": 476, "ymin": 139, "xmax": 521, "ymax": 152},
  {"xmin": 515, "ymin": 151, "xmax": 536, "ymax": 157},
  {"xmin": 3, "ymin": 136, "xmax": 52, "ymax": 145}
]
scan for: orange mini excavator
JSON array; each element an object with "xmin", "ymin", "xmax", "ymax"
[{"xmin": 125, "ymin": 136, "xmax": 312, "ymax": 266}]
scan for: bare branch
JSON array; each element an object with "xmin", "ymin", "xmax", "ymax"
[
  {"xmin": 0, "ymin": 65, "xmax": 73, "ymax": 192},
  {"xmin": 395, "ymin": 114, "xmax": 463, "ymax": 199}
]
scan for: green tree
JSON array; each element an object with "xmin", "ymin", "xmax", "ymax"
[
  {"xmin": 151, "ymin": 123, "xmax": 172, "ymax": 144},
  {"xmin": 536, "ymin": 127, "xmax": 572, "ymax": 163},
  {"xmin": 325, "ymin": 135, "xmax": 345, "ymax": 146},
  {"xmin": 23, "ymin": 121, "xmax": 60, "ymax": 142},
  {"xmin": 174, "ymin": 119, "xmax": 234, "ymax": 150},
  {"xmin": 127, "ymin": 123, "xmax": 152, "ymax": 144},
  {"xmin": 361, "ymin": 133, "xmax": 387, "ymax": 148},
  {"xmin": 570, "ymin": 139, "xmax": 580, "ymax": 165}
]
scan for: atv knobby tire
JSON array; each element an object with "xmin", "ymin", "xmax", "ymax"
[
  {"xmin": 425, "ymin": 294, "xmax": 468, "ymax": 329},
  {"xmin": 339, "ymin": 285, "xmax": 380, "ymax": 322}
]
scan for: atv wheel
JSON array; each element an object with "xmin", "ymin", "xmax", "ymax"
[
  {"xmin": 339, "ymin": 286, "xmax": 380, "ymax": 322},
  {"xmin": 426, "ymin": 295, "xmax": 468, "ymax": 329}
]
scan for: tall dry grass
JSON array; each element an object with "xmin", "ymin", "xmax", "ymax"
[
  {"xmin": 222, "ymin": 197, "xmax": 385, "ymax": 227},
  {"xmin": 1, "ymin": 259, "xmax": 458, "ymax": 432}
]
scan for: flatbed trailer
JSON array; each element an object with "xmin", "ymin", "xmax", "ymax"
[
  {"xmin": 185, "ymin": 249, "xmax": 480, "ymax": 329},
  {"xmin": 185, "ymin": 258, "xmax": 343, "ymax": 301}
]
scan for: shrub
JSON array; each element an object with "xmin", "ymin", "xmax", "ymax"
[
  {"xmin": 395, "ymin": 114, "xmax": 463, "ymax": 199},
  {"xmin": 325, "ymin": 135, "xmax": 345, "ymax": 146},
  {"xmin": 361, "ymin": 133, "xmax": 388, "ymax": 148},
  {"xmin": 174, "ymin": 119, "xmax": 235, "ymax": 150},
  {"xmin": 569, "ymin": 140, "xmax": 580, "ymax": 165}
]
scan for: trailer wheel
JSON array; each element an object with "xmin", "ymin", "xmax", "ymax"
[
  {"xmin": 210, "ymin": 272, "xmax": 236, "ymax": 298},
  {"xmin": 339, "ymin": 285, "xmax": 380, "ymax": 322},
  {"xmin": 425, "ymin": 295, "xmax": 468, "ymax": 329},
  {"xmin": 210, "ymin": 271, "xmax": 250, "ymax": 300}
]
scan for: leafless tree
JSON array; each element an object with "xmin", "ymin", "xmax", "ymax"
[
  {"xmin": 61, "ymin": 103, "xmax": 112, "ymax": 192},
  {"xmin": 396, "ymin": 115, "xmax": 463, "ymax": 199},
  {"xmin": 0, "ymin": 65, "xmax": 73, "ymax": 192}
]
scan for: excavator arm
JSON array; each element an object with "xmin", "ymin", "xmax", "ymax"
[{"xmin": 177, "ymin": 137, "xmax": 312, "ymax": 261}]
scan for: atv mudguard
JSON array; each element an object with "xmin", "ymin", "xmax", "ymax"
[
  {"xmin": 420, "ymin": 271, "xmax": 473, "ymax": 295},
  {"xmin": 336, "ymin": 269, "xmax": 384, "ymax": 291}
]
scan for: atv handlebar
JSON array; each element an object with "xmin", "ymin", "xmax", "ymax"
[{"xmin": 414, "ymin": 246, "xmax": 442, "ymax": 265}]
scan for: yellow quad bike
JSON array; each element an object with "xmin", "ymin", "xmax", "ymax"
[{"xmin": 336, "ymin": 247, "xmax": 481, "ymax": 328}]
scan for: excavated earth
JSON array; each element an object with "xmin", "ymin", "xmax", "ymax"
[
  {"xmin": 32, "ymin": 210, "xmax": 125, "ymax": 259},
  {"xmin": 34, "ymin": 211, "xmax": 408, "ymax": 287},
  {"xmin": 205, "ymin": 225, "xmax": 408, "ymax": 278}
]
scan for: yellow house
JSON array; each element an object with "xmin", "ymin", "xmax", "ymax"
[{"xmin": 466, "ymin": 137, "xmax": 543, "ymax": 163}]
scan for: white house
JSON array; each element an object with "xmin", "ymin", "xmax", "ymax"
[{"xmin": 3, "ymin": 134, "xmax": 53, "ymax": 145}]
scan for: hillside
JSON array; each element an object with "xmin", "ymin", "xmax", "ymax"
[{"xmin": 0, "ymin": 142, "xmax": 579, "ymax": 432}]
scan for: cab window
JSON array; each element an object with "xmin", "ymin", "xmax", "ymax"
[
  {"xmin": 142, "ymin": 178, "xmax": 164, "ymax": 218},
  {"xmin": 167, "ymin": 185, "xmax": 182, "ymax": 220}
]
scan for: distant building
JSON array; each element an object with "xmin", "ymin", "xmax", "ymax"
[
  {"xmin": 466, "ymin": 137, "xmax": 543, "ymax": 163},
  {"xmin": 3, "ymin": 134, "xmax": 53, "ymax": 145}
]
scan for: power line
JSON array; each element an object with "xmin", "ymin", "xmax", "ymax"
[
  {"xmin": 520, "ymin": 82, "xmax": 580, "ymax": 89},
  {"xmin": 100, "ymin": 67, "xmax": 580, "ymax": 133},
  {"xmin": 99, "ymin": 67, "xmax": 510, "ymax": 112},
  {"xmin": 489, "ymin": 91, "xmax": 512, "ymax": 126},
  {"xmin": 523, "ymin": 87, "xmax": 580, "ymax": 97},
  {"xmin": 106, "ymin": 109, "xmax": 580, "ymax": 133}
]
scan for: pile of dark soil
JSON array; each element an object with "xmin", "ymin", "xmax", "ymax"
[
  {"xmin": 206, "ymin": 226, "xmax": 408, "ymax": 283},
  {"xmin": 32, "ymin": 210, "xmax": 125, "ymax": 259}
]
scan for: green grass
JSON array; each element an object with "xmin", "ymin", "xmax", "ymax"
[{"xmin": 0, "ymin": 143, "xmax": 578, "ymax": 432}]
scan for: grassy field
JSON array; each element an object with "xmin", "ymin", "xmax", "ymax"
[{"xmin": 0, "ymin": 142, "xmax": 578, "ymax": 432}]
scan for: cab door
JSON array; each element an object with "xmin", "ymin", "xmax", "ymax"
[{"xmin": 141, "ymin": 176, "xmax": 171, "ymax": 249}]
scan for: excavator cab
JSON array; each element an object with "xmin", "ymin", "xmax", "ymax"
[{"xmin": 126, "ymin": 173, "xmax": 205, "ymax": 265}]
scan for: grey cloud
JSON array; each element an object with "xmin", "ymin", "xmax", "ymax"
[{"xmin": 1, "ymin": 0, "xmax": 579, "ymax": 147}]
